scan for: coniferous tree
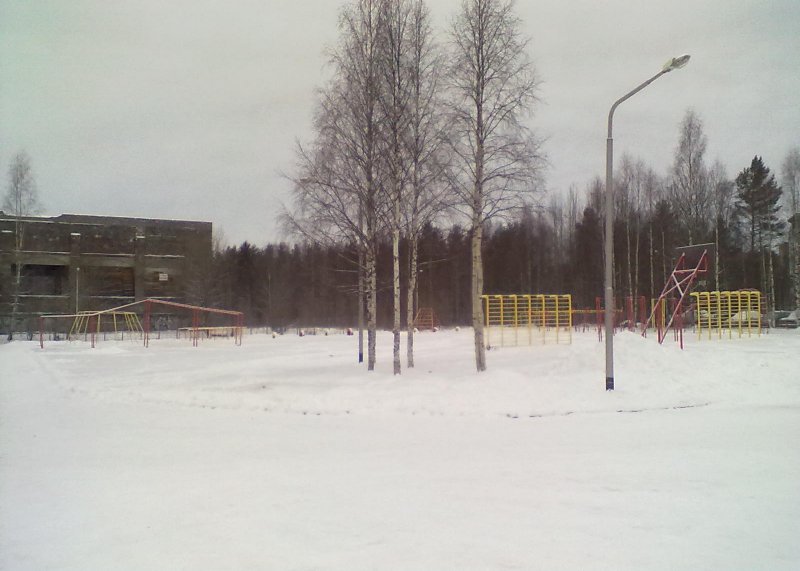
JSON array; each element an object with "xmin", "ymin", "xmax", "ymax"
[
  {"xmin": 573, "ymin": 206, "xmax": 603, "ymax": 307},
  {"xmin": 735, "ymin": 156, "xmax": 784, "ymax": 310},
  {"xmin": 736, "ymin": 157, "xmax": 783, "ymax": 250}
]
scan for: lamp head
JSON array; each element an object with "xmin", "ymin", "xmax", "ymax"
[{"xmin": 662, "ymin": 54, "xmax": 691, "ymax": 72}]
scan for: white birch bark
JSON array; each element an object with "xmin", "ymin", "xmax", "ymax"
[{"xmin": 447, "ymin": 0, "xmax": 541, "ymax": 372}]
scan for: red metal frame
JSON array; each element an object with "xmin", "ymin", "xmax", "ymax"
[
  {"xmin": 625, "ymin": 297, "xmax": 633, "ymax": 330},
  {"xmin": 141, "ymin": 298, "xmax": 244, "ymax": 348},
  {"xmin": 39, "ymin": 298, "xmax": 244, "ymax": 349},
  {"xmin": 595, "ymin": 295, "xmax": 645, "ymax": 339},
  {"xmin": 638, "ymin": 296, "xmax": 647, "ymax": 327},
  {"xmin": 642, "ymin": 250, "xmax": 709, "ymax": 344}
]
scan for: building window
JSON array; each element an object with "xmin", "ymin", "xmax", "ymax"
[
  {"xmin": 14, "ymin": 264, "xmax": 69, "ymax": 295},
  {"xmin": 85, "ymin": 266, "xmax": 135, "ymax": 297}
]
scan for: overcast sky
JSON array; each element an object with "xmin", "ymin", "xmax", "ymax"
[{"xmin": 2, "ymin": 0, "xmax": 798, "ymax": 245}]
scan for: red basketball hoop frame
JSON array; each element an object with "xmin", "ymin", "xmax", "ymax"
[{"xmin": 642, "ymin": 243, "xmax": 714, "ymax": 344}]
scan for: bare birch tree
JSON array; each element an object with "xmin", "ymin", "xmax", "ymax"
[
  {"xmin": 669, "ymin": 109, "xmax": 710, "ymax": 245},
  {"xmin": 707, "ymin": 159, "xmax": 734, "ymax": 290},
  {"xmin": 284, "ymin": 0, "xmax": 388, "ymax": 370},
  {"xmin": 619, "ymin": 156, "xmax": 660, "ymax": 302},
  {"xmin": 617, "ymin": 155, "xmax": 639, "ymax": 299},
  {"xmin": 640, "ymin": 169, "xmax": 660, "ymax": 300},
  {"xmin": 446, "ymin": 0, "xmax": 542, "ymax": 372},
  {"xmin": 402, "ymin": 0, "xmax": 447, "ymax": 368},
  {"xmin": 782, "ymin": 147, "xmax": 800, "ymax": 310},
  {"xmin": 547, "ymin": 193, "xmax": 566, "ymax": 292},
  {"xmin": 3, "ymin": 151, "xmax": 42, "ymax": 339},
  {"xmin": 377, "ymin": 0, "xmax": 413, "ymax": 375}
]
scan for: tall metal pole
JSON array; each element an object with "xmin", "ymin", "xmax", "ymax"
[
  {"xmin": 604, "ymin": 62, "xmax": 687, "ymax": 391},
  {"xmin": 604, "ymin": 126, "xmax": 616, "ymax": 390}
]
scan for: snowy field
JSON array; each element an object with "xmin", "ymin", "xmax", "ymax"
[{"xmin": 1, "ymin": 327, "xmax": 799, "ymax": 570}]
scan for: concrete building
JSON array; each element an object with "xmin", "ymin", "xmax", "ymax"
[{"xmin": 0, "ymin": 212, "xmax": 212, "ymax": 333}]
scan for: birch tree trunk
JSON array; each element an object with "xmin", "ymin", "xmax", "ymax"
[
  {"xmin": 634, "ymin": 221, "xmax": 640, "ymax": 301},
  {"xmin": 794, "ymin": 240, "xmax": 800, "ymax": 311},
  {"xmin": 714, "ymin": 222, "xmax": 721, "ymax": 291},
  {"xmin": 406, "ymin": 236, "xmax": 418, "ymax": 368},
  {"xmin": 649, "ymin": 224, "xmax": 654, "ymax": 300},
  {"xmin": 794, "ymin": 236, "xmax": 800, "ymax": 311},
  {"xmin": 626, "ymin": 214, "xmax": 633, "ymax": 298},
  {"xmin": 768, "ymin": 243, "xmax": 776, "ymax": 326},
  {"xmin": 9, "ymin": 239, "xmax": 22, "ymax": 340},
  {"xmin": 760, "ymin": 242, "xmax": 767, "ymax": 302},
  {"xmin": 366, "ymin": 244, "xmax": 377, "ymax": 371},
  {"xmin": 358, "ymin": 243, "xmax": 365, "ymax": 363},
  {"xmin": 392, "ymin": 218, "xmax": 401, "ymax": 375},
  {"xmin": 471, "ymin": 222, "xmax": 486, "ymax": 371}
]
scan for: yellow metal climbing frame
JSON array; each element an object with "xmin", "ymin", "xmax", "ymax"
[
  {"xmin": 689, "ymin": 290, "xmax": 762, "ymax": 340},
  {"xmin": 481, "ymin": 294, "xmax": 572, "ymax": 348},
  {"xmin": 69, "ymin": 311, "xmax": 144, "ymax": 340}
]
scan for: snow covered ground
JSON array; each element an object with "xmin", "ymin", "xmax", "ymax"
[{"xmin": 1, "ymin": 328, "xmax": 799, "ymax": 570}]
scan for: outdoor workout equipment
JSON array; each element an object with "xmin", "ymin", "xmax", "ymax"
[
  {"xmin": 649, "ymin": 298, "xmax": 667, "ymax": 331},
  {"xmin": 39, "ymin": 311, "xmax": 144, "ymax": 348},
  {"xmin": 592, "ymin": 295, "xmax": 649, "ymax": 339},
  {"xmin": 40, "ymin": 298, "xmax": 244, "ymax": 349},
  {"xmin": 71, "ymin": 311, "xmax": 143, "ymax": 338},
  {"xmin": 482, "ymin": 294, "xmax": 572, "ymax": 347},
  {"xmin": 642, "ymin": 243, "xmax": 714, "ymax": 344},
  {"xmin": 413, "ymin": 307, "xmax": 440, "ymax": 331},
  {"xmin": 690, "ymin": 290, "xmax": 762, "ymax": 340}
]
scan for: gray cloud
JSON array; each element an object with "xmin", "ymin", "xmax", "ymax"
[{"xmin": 1, "ymin": 0, "xmax": 798, "ymax": 244}]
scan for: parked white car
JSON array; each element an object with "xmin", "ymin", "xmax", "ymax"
[
  {"xmin": 727, "ymin": 310, "xmax": 763, "ymax": 327},
  {"xmin": 776, "ymin": 310, "xmax": 799, "ymax": 329}
]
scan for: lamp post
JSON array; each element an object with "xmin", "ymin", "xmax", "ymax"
[{"xmin": 604, "ymin": 54, "xmax": 690, "ymax": 391}]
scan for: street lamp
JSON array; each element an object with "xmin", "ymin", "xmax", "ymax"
[{"xmin": 604, "ymin": 54, "xmax": 690, "ymax": 391}]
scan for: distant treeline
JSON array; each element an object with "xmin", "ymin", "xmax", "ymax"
[{"xmin": 190, "ymin": 203, "xmax": 796, "ymax": 329}]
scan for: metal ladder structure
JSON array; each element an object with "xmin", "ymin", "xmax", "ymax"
[
  {"xmin": 642, "ymin": 243, "xmax": 712, "ymax": 344},
  {"xmin": 413, "ymin": 307, "xmax": 440, "ymax": 331}
]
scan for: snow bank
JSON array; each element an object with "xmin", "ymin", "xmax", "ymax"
[
  {"xmin": 1, "ymin": 328, "xmax": 799, "ymax": 570},
  {"xmin": 17, "ymin": 328, "xmax": 800, "ymax": 418}
]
